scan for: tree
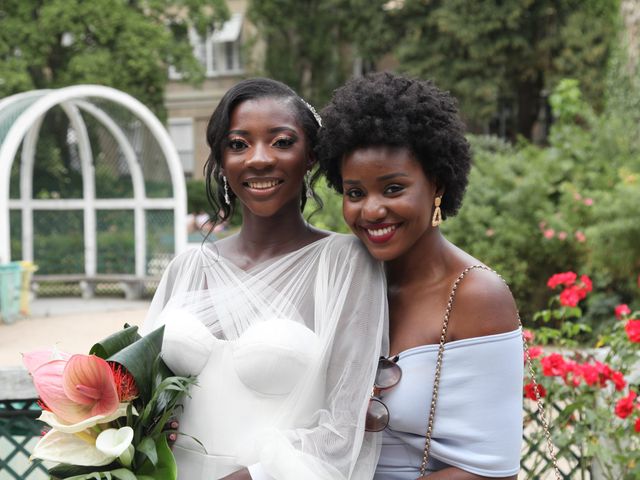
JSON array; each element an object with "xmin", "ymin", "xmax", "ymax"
[
  {"xmin": 0, "ymin": 0, "xmax": 229, "ymax": 115},
  {"xmin": 248, "ymin": 0, "xmax": 397, "ymax": 106},
  {"xmin": 394, "ymin": 0, "xmax": 620, "ymax": 140}
]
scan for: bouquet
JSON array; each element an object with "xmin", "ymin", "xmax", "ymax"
[{"xmin": 22, "ymin": 324, "xmax": 197, "ymax": 480}]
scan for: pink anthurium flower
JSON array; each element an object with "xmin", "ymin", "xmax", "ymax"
[
  {"xmin": 62, "ymin": 355, "xmax": 119, "ymax": 416},
  {"xmin": 23, "ymin": 350, "xmax": 119, "ymax": 424}
]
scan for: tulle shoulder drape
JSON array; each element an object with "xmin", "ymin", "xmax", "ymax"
[{"xmin": 141, "ymin": 234, "xmax": 389, "ymax": 480}]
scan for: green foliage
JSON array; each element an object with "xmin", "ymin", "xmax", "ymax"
[
  {"xmin": 186, "ymin": 179, "xmax": 212, "ymax": 215},
  {"xmin": 307, "ymin": 177, "xmax": 349, "ymax": 233},
  {"xmin": 444, "ymin": 77, "xmax": 640, "ymax": 320},
  {"xmin": 0, "ymin": 0, "xmax": 229, "ymax": 116},
  {"xmin": 393, "ymin": 0, "xmax": 619, "ymax": 137},
  {"xmin": 248, "ymin": 0, "xmax": 395, "ymax": 105}
]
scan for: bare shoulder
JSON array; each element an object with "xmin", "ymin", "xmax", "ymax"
[{"xmin": 448, "ymin": 267, "xmax": 520, "ymax": 340}]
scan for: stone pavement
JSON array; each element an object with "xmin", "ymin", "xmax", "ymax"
[{"xmin": 0, "ymin": 297, "xmax": 149, "ymax": 368}]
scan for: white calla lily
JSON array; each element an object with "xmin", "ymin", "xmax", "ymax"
[
  {"xmin": 30, "ymin": 429, "xmax": 114, "ymax": 466},
  {"xmin": 95, "ymin": 426, "xmax": 134, "ymax": 459},
  {"xmin": 38, "ymin": 403, "xmax": 134, "ymax": 433}
]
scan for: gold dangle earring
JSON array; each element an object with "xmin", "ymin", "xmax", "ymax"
[{"xmin": 431, "ymin": 196, "xmax": 442, "ymax": 227}]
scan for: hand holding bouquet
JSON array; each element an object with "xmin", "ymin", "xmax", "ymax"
[{"xmin": 23, "ymin": 324, "xmax": 196, "ymax": 480}]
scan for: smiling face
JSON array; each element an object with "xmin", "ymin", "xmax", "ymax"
[
  {"xmin": 341, "ymin": 146, "xmax": 440, "ymax": 262},
  {"xmin": 221, "ymin": 97, "xmax": 311, "ymax": 218}
]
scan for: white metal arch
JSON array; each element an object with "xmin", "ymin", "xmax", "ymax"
[{"xmin": 0, "ymin": 85, "xmax": 187, "ymax": 275}]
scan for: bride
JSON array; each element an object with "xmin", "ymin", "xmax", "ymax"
[{"xmin": 141, "ymin": 78, "xmax": 388, "ymax": 480}]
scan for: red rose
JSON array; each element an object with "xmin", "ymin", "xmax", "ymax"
[
  {"xmin": 611, "ymin": 371, "xmax": 627, "ymax": 391},
  {"xmin": 593, "ymin": 361, "xmax": 612, "ymax": 387},
  {"xmin": 563, "ymin": 359, "xmax": 582, "ymax": 387},
  {"xmin": 635, "ymin": 418, "xmax": 640, "ymax": 434},
  {"xmin": 541, "ymin": 353, "xmax": 567, "ymax": 377},
  {"xmin": 547, "ymin": 272, "xmax": 577, "ymax": 289},
  {"xmin": 524, "ymin": 382, "xmax": 546, "ymax": 401},
  {"xmin": 615, "ymin": 304, "xmax": 631, "ymax": 319},
  {"xmin": 529, "ymin": 346, "xmax": 543, "ymax": 359},
  {"xmin": 614, "ymin": 391, "xmax": 637, "ymax": 419},
  {"xmin": 559, "ymin": 286, "xmax": 582, "ymax": 307},
  {"xmin": 579, "ymin": 275, "xmax": 593, "ymax": 293},
  {"xmin": 523, "ymin": 329, "xmax": 535, "ymax": 343},
  {"xmin": 580, "ymin": 363, "xmax": 599, "ymax": 387},
  {"xmin": 625, "ymin": 319, "xmax": 640, "ymax": 343}
]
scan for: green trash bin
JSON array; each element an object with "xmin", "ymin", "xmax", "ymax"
[{"xmin": 0, "ymin": 262, "xmax": 22, "ymax": 324}]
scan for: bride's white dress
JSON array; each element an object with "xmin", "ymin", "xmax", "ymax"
[{"xmin": 141, "ymin": 234, "xmax": 388, "ymax": 480}]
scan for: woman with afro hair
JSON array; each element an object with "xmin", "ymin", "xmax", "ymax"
[{"xmin": 316, "ymin": 72, "xmax": 523, "ymax": 479}]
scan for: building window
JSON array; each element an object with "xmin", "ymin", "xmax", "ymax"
[
  {"xmin": 170, "ymin": 13, "xmax": 243, "ymax": 79},
  {"xmin": 167, "ymin": 118, "xmax": 194, "ymax": 176},
  {"xmin": 207, "ymin": 13, "xmax": 243, "ymax": 76}
]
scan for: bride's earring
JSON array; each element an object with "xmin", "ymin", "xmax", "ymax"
[
  {"xmin": 304, "ymin": 171, "xmax": 314, "ymax": 199},
  {"xmin": 222, "ymin": 176, "xmax": 231, "ymax": 205},
  {"xmin": 431, "ymin": 196, "xmax": 442, "ymax": 227}
]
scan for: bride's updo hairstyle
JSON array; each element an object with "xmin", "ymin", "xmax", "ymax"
[
  {"xmin": 205, "ymin": 78, "xmax": 322, "ymax": 224},
  {"xmin": 316, "ymin": 72, "xmax": 471, "ymax": 220}
]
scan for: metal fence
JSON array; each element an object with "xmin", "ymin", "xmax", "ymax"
[
  {"xmin": 0, "ymin": 399, "xmax": 48, "ymax": 480},
  {"xmin": 0, "ymin": 382, "xmax": 587, "ymax": 480}
]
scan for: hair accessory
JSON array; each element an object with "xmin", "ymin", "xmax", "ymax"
[
  {"xmin": 304, "ymin": 171, "xmax": 314, "ymax": 199},
  {"xmin": 431, "ymin": 196, "xmax": 442, "ymax": 227},
  {"xmin": 222, "ymin": 175, "xmax": 231, "ymax": 205},
  {"xmin": 300, "ymin": 98, "xmax": 322, "ymax": 127}
]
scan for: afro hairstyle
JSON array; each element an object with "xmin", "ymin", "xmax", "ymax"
[{"xmin": 316, "ymin": 72, "xmax": 471, "ymax": 219}]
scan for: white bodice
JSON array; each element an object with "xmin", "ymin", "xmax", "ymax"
[{"xmin": 141, "ymin": 234, "xmax": 389, "ymax": 480}]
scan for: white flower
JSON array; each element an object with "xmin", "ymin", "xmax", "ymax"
[
  {"xmin": 30, "ymin": 429, "xmax": 113, "ymax": 466},
  {"xmin": 96, "ymin": 427, "xmax": 135, "ymax": 466},
  {"xmin": 38, "ymin": 403, "xmax": 131, "ymax": 433}
]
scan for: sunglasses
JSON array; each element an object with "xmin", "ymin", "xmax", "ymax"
[{"xmin": 365, "ymin": 356, "xmax": 402, "ymax": 432}]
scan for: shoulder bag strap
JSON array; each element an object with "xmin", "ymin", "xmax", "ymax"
[{"xmin": 419, "ymin": 265, "xmax": 561, "ymax": 479}]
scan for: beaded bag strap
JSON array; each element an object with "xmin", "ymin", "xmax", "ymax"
[{"xmin": 419, "ymin": 265, "xmax": 561, "ymax": 479}]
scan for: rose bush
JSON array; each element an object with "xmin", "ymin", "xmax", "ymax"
[{"xmin": 525, "ymin": 271, "xmax": 640, "ymax": 478}]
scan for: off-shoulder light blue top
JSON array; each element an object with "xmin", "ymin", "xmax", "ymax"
[{"xmin": 374, "ymin": 329, "xmax": 523, "ymax": 479}]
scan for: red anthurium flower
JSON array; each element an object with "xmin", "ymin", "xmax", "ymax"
[
  {"xmin": 614, "ymin": 391, "xmax": 637, "ymax": 419},
  {"xmin": 62, "ymin": 355, "xmax": 119, "ymax": 416},
  {"xmin": 625, "ymin": 320, "xmax": 640, "ymax": 343},
  {"xmin": 615, "ymin": 304, "xmax": 631, "ymax": 319},
  {"xmin": 635, "ymin": 418, "xmax": 640, "ymax": 434},
  {"xmin": 24, "ymin": 350, "xmax": 119, "ymax": 425}
]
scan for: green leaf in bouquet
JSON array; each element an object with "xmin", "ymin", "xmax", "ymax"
[
  {"xmin": 90, "ymin": 324, "xmax": 141, "ymax": 359},
  {"xmin": 136, "ymin": 436, "xmax": 158, "ymax": 467},
  {"xmin": 142, "ymin": 375, "xmax": 197, "ymax": 431},
  {"xmin": 49, "ymin": 463, "xmax": 119, "ymax": 479},
  {"xmin": 136, "ymin": 434, "xmax": 177, "ymax": 480},
  {"xmin": 107, "ymin": 326, "xmax": 165, "ymax": 402},
  {"xmin": 60, "ymin": 468, "xmax": 137, "ymax": 480}
]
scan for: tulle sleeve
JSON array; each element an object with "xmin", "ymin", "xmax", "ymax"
[
  {"xmin": 247, "ymin": 236, "xmax": 389, "ymax": 480},
  {"xmin": 140, "ymin": 248, "xmax": 207, "ymax": 336}
]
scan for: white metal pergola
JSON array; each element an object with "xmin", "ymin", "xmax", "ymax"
[{"xmin": 0, "ymin": 85, "xmax": 187, "ymax": 282}]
